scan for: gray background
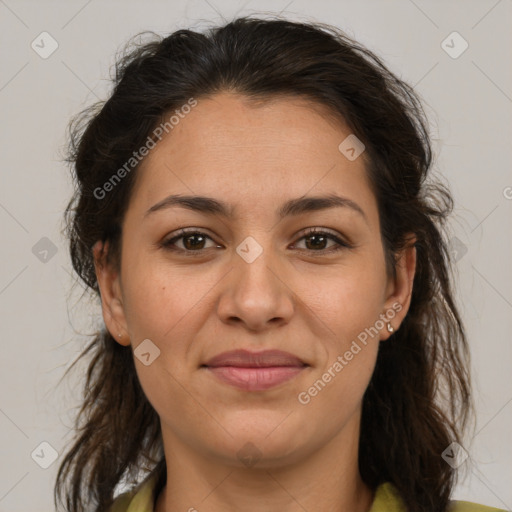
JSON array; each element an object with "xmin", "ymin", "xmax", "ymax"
[{"xmin": 0, "ymin": 0, "xmax": 511, "ymax": 510}]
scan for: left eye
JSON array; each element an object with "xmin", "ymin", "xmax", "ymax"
[
  {"xmin": 293, "ymin": 229, "xmax": 351, "ymax": 252},
  {"xmin": 161, "ymin": 228, "xmax": 351, "ymax": 255}
]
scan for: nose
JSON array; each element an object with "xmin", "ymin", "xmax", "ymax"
[{"xmin": 216, "ymin": 238, "xmax": 295, "ymax": 332}]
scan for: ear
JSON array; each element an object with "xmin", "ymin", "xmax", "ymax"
[
  {"xmin": 92, "ymin": 240, "xmax": 130, "ymax": 346},
  {"xmin": 381, "ymin": 235, "xmax": 417, "ymax": 340}
]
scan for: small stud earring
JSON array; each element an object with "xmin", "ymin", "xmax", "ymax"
[
  {"xmin": 118, "ymin": 333, "xmax": 122, "ymax": 338},
  {"xmin": 387, "ymin": 323, "xmax": 394, "ymax": 333}
]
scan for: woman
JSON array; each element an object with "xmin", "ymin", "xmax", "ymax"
[{"xmin": 54, "ymin": 16, "xmax": 506, "ymax": 512}]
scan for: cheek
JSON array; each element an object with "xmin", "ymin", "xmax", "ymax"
[
  {"xmin": 298, "ymin": 272, "xmax": 383, "ymax": 421},
  {"xmin": 297, "ymin": 345, "xmax": 377, "ymax": 440},
  {"xmin": 120, "ymin": 252, "xmax": 207, "ymax": 339},
  {"xmin": 120, "ymin": 266, "xmax": 211, "ymax": 420},
  {"xmin": 305, "ymin": 260, "xmax": 388, "ymax": 340}
]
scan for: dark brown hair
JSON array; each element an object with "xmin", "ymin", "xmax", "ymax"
[{"xmin": 55, "ymin": 15, "xmax": 475, "ymax": 512}]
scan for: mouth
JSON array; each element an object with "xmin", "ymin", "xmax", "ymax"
[
  {"xmin": 202, "ymin": 365, "xmax": 308, "ymax": 391},
  {"xmin": 201, "ymin": 349, "xmax": 309, "ymax": 391}
]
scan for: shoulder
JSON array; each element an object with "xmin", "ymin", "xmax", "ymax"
[
  {"xmin": 108, "ymin": 472, "xmax": 159, "ymax": 512},
  {"xmin": 109, "ymin": 488, "xmax": 136, "ymax": 512},
  {"xmin": 448, "ymin": 500, "xmax": 508, "ymax": 512},
  {"xmin": 370, "ymin": 482, "xmax": 508, "ymax": 512},
  {"xmin": 110, "ymin": 478, "xmax": 507, "ymax": 512}
]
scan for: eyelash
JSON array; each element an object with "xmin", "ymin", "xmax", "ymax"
[{"xmin": 160, "ymin": 227, "xmax": 353, "ymax": 256}]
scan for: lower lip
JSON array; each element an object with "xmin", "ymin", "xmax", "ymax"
[{"xmin": 204, "ymin": 366, "xmax": 306, "ymax": 391}]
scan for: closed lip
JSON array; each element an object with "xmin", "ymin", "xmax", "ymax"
[{"xmin": 202, "ymin": 349, "xmax": 307, "ymax": 368}]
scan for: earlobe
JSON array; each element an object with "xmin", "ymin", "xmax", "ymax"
[{"xmin": 92, "ymin": 240, "xmax": 130, "ymax": 346}]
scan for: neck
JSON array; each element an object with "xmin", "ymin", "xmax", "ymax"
[{"xmin": 155, "ymin": 412, "xmax": 375, "ymax": 512}]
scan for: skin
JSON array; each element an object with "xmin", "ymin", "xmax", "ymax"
[{"xmin": 93, "ymin": 92, "xmax": 416, "ymax": 512}]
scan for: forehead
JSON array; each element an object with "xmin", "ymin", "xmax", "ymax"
[
  {"xmin": 158, "ymin": 92, "xmax": 354, "ymax": 157},
  {"xmin": 127, "ymin": 92, "xmax": 376, "ymax": 223}
]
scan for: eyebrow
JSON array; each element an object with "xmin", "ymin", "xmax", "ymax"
[{"xmin": 144, "ymin": 193, "xmax": 368, "ymax": 224}]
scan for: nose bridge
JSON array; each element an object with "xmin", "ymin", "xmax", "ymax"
[
  {"xmin": 234, "ymin": 231, "xmax": 282, "ymax": 298},
  {"xmin": 217, "ymin": 230, "xmax": 294, "ymax": 328}
]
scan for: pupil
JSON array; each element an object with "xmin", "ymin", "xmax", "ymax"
[
  {"xmin": 185, "ymin": 234, "xmax": 204, "ymax": 250},
  {"xmin": 307, "ymin": 234, "xmax": 326, "ymax": 250}
]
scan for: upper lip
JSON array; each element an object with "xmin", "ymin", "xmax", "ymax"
[{"xmin": 203, "ymin": 349, "xmax": 307, "ymax": 368}]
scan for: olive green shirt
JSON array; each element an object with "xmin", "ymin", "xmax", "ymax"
[{"xmin": 109, "ymin": 472, "xmax": 507, "ymax": 512}]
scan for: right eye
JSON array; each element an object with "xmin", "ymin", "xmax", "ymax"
[{"xmin": 160, "ymin": 229, "xmax": 221, "ymax": 255}]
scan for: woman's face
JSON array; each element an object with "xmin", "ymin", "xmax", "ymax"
[{"xmin": 94, "ymin": 92, "xmax": 415, "ymax": 469}]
